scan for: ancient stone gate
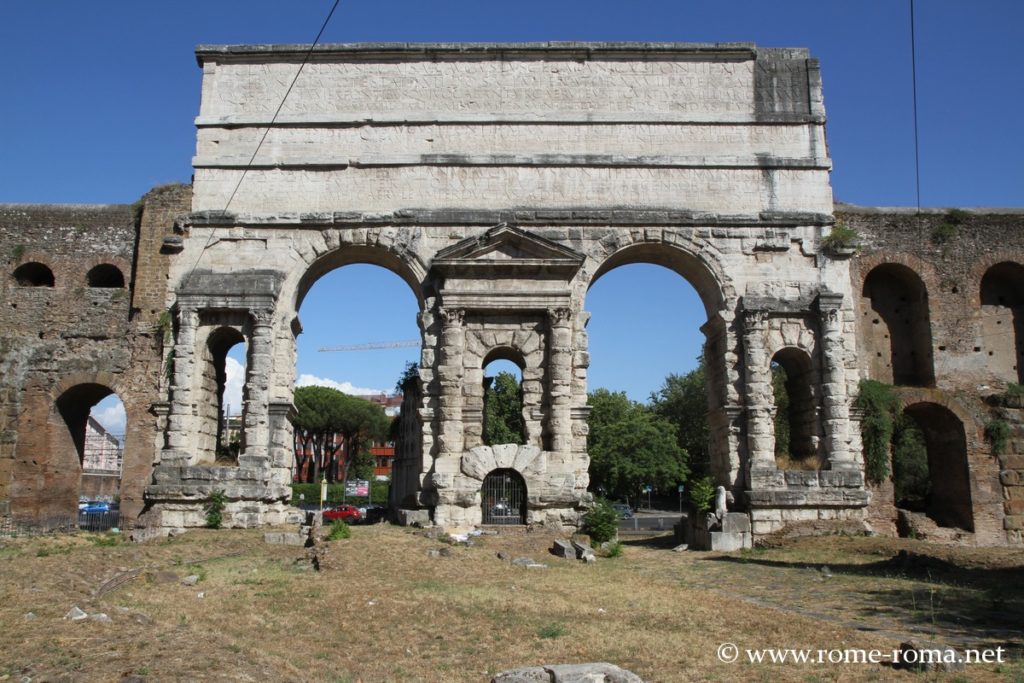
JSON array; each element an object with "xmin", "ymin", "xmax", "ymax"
[
  {"xmin": 144, "ymin": 42, "xmax": 862, "ymax": 534},
  {"xmin": 3, "ymin": 42, "xmax": 1020, "ymax": 544}
]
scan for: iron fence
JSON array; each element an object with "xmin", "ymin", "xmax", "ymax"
[{"xmin": 0, "ymin": 512, "xmax": 126, "ymax": 538}]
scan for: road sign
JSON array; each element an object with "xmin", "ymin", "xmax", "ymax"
[{"xmin": 677, "ymin": 484, "xmax": 685, "ymax": 493}]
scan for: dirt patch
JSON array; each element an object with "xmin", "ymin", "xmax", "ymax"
[{"xmin": 0, "ymin": 527, "xmax": 1020, "ymax": 682}]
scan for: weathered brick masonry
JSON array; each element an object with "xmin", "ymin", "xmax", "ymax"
[
  {"xmin": 0, "ymin": 185, "xmax": 189, "ymax": 522},
  {"xmin": 841, "ymin": 206, "xmax": 1024, "ymax": 545}
]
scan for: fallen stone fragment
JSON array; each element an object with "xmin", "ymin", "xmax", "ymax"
[
  {"xmin": 550, "ymin": 539, "xmax": 575, "ymax": 559},
  {"xmin": 182, "ymin": 574, "xmax": 200, "ymax": 586},
  {"xmin": 64, "ymin": 606, "xmax": 88, "ymax": 621},
  {"xmin": 492, "ymin": 662, "xmax": 644, "ymax": 682}
]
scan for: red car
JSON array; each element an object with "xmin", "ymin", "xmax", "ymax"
[{"xmin": 323, "ymin": 504, "xmax": 362, "ymax": 523}]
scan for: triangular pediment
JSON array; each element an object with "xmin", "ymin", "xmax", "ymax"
[{"xmin": 433, "ymin": 224, "xmax": 585, "ymax": 270}]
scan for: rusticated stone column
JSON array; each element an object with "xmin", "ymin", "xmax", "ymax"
[
  {"xmin": 742, "ymin": 309, "xmax": 775, "ymax": 471},
  {"xmin": 240, "ymin": 307, "xmax": 274, "ymax": 465},
  {"xmin": 162, "ymin": 305, "xmax": 199, "ymax": 465},
  {"xmin": 548, "ymin": 307, "xmax": 573, "ymax": 453},
  {"xmin": 437, "ymin": 307, "xmax": 465, "ymax": 457},
  {"xmin": 818, "ymin": 293, "xmax": 854, "ymax": 469}
]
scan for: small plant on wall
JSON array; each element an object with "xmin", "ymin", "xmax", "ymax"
[{"xmin": 821, "ymin": 222, "xmax": 859, "ymax": 254}]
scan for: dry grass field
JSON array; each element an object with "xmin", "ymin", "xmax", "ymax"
[{"xmin": 0, "ymin": 523, "xmax": 1021, "ymax": 682}]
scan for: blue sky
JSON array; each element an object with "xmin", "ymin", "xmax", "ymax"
[{"xmin": 2, "ymin": 1, "xmax": 1020, "ymax": 430}]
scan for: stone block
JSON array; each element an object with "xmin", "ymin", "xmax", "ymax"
[
  {"xmin": 709, "ymin": 530, "xmax": 750, "ymax": 551},
  {"xmin": 721, "ymin": 512, "xmax": 751, "ymax": 533},
  {"xmin": 396, "ymin": 508, "xmax": 431, "ymax": 527},
  {"xmin": 550, "ymin": 539, "xmax": 576, "ymax": 559},
  {"xmin": 264, "ymin": 532, "xmax": 305, "ymax": 546}
]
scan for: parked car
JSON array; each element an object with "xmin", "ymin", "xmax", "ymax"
[
  {"xmin": 611, "ymin": 503, "xmax": 634, "ymax": 519},
  {"xmin": 360, "ymin": 504, "xmax": 387, "ymax": 523},
  {"xmin": 322, "ymin": 504, "xmax": 362, "ymax": 523},
  {"xmin": 79, "ymin": 501, "xmax": 111, "ymax": 514}
]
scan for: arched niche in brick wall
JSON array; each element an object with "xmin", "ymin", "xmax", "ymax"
[
  {"xmin": 979, "ymin": 261, "xmax": 1024, "ymax": 384},
  {"xmin": 12, "ymin": 262, "xmax": 54, "ymax": 287},
  {"xmin": 86, "ymin": 264, "xmax": 125, "ymax": 288},
  {"xmin": 861, "ymin": 264, "xmax": 935, "ymax": 387}
]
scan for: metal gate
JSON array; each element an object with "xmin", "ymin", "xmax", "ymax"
[{"xmin": 481, "ymin": 469, "xmax": 526, "ymax": 525}]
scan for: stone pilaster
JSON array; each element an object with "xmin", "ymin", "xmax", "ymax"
[
  {"xmin": 437, "ymin": 307, "xmax": 465, "ymax": 458},
  {"xmin": 818, "ymin": 293, "xmax": 854, "ymax": 469},
  {"xmin": 742, "ymin": 308, "xmax": 775, "ymax": 472},
  {"xmin": 162, "ymin": 305, "xmax": 198, "ymax": 465},
  {"xmin": 239, "ymin": 307, "xmax": 274, "ymax": 466},
  {"xmin": 548, "ymin": 307, "xmax": 573, "ymax": 454}
]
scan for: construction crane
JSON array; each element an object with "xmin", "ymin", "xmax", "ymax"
[{"xmin": 318, "ymin": 339, "xmax": 420, "ymax": 352}]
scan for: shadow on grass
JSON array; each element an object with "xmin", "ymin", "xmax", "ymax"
[
  {"xmin": 704, "ymin": 550, "xmax": 1024, "ymax": 651},
  {"xmin": 620, "ymin": 534, "xmax": 679, "ymax": 550}
]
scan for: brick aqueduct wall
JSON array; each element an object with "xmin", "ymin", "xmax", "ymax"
[{"xmin": 0, "ymin": 191, "xmax": 1022, "ymax": 545}]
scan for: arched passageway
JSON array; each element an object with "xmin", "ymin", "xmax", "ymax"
[
  {"xmin": 980, "ymin": 261, "xmax": 1024, "ymax": 383},
  {"xmin": 861, "ymin": 264, "xmax": 934, "ymax": 387},
  {"xmin": 901, "ymin": 402, "xmax": 973, "ymax": 532},
  {"xmin": 585, "ymin": 242, "xmax": 731, "ymax": 498}
]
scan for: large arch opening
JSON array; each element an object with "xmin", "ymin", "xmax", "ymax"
[
  {"xmin": 980, "ymin": 261, "xmax": 1024, "ymax": 383},
  {"xmin": 861, "ymin": 264, "xmax": 934, "ymax": 387},
  {"xmin": 586, "ymin": 243, "xmax": 724, "ymax": 508},
  {"xmin": 481, "ymin": 468, "xmax": 527, "ymax": 525},
  {"xmin": 770, "ymin": 348, "xmax": 822, "ymax": 470},
  {"xmin": 46, "ymin": 383, "xmax": 125, "ymax": 523},
  {"xmin": 899, "ymin": 402, "xmax": 973, "ymax": 532},
  {"xmin": 80, "ymin": 393, "xmax": 126, "ymax": 508},
  {"xmin": 292, "ymin": 259, "xmax": 422, "ymax": 505}
]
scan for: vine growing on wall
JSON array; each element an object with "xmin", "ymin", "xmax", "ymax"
[{"xmin": 854, "ymin": 380, "xmax": 900, "ymax": 484}]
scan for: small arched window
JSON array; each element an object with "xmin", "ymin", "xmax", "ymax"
[
  {"xmin": 13, "ymin": 262, "xmax": 55, "ymax": 287},
  {"xmin": 87, "ymin": 264, "xmax": 125, "ymax": 288}
]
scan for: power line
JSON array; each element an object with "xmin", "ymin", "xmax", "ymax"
[
  {"xmin": 910, "ymin": 0, "xmax": 922, "ymax": 213},
  {"xmin": 181, "ymin": 0, "xmax": 342, "ymax": 291},
  {"xmin": 222, "ymin": 0, "xmax": 342, "ymax": 214}
]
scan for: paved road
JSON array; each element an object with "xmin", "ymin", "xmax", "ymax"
[{"xmin": 619, "ymin": 511, "xmax": 685, "ymax": 533}]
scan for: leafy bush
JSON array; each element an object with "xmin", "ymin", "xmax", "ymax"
[
  {"xmin": 205, "ymin": 490, "xmax": 226, "ymax": 529},
  {"xmin": 986, "ymin": 417, "xmax": 1011, "ymax": 456},
  {"xmin": 892, "ymin": 419, "xmax": 930, "ymax": 505},
  {"xmin": 854, "ymin": 380, "xmax": 900, "ymax": 484},
  {"xmin": 582, "ymin": 498, "xmax": 619, "ymax": 545},
  {"xmin": 688, "ymin": 475, "xmax": 716, "ymax": 514},
  {"xmin": 821, "ymin": 223, "xmax": 859, "ymax": 251},
  {"xmin": 326, "ymin": 520, "xmax": 351, "ymax": 541}
]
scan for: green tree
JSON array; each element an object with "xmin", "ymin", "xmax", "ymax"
[
  {"xmin": 483, "ymin": 370, "xmax": 524, "ymax": 445},
  {"xmin": 293, "ymin": 386, "xmax": 390, "ymax": 483},
  {"xmin": 587, "ymin": 389, "xmax": 688, "ymax": 502},
  {"xmin": 771, "ymin": 362, "xmax": 791, "ymax": 460},
  {"xmin": 649, "ymin": 361, "xmax": 708, "ymax": 476},
  {"xmin": 892, "ymin": 416, "xmax": 930, "ymax": 507}
]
